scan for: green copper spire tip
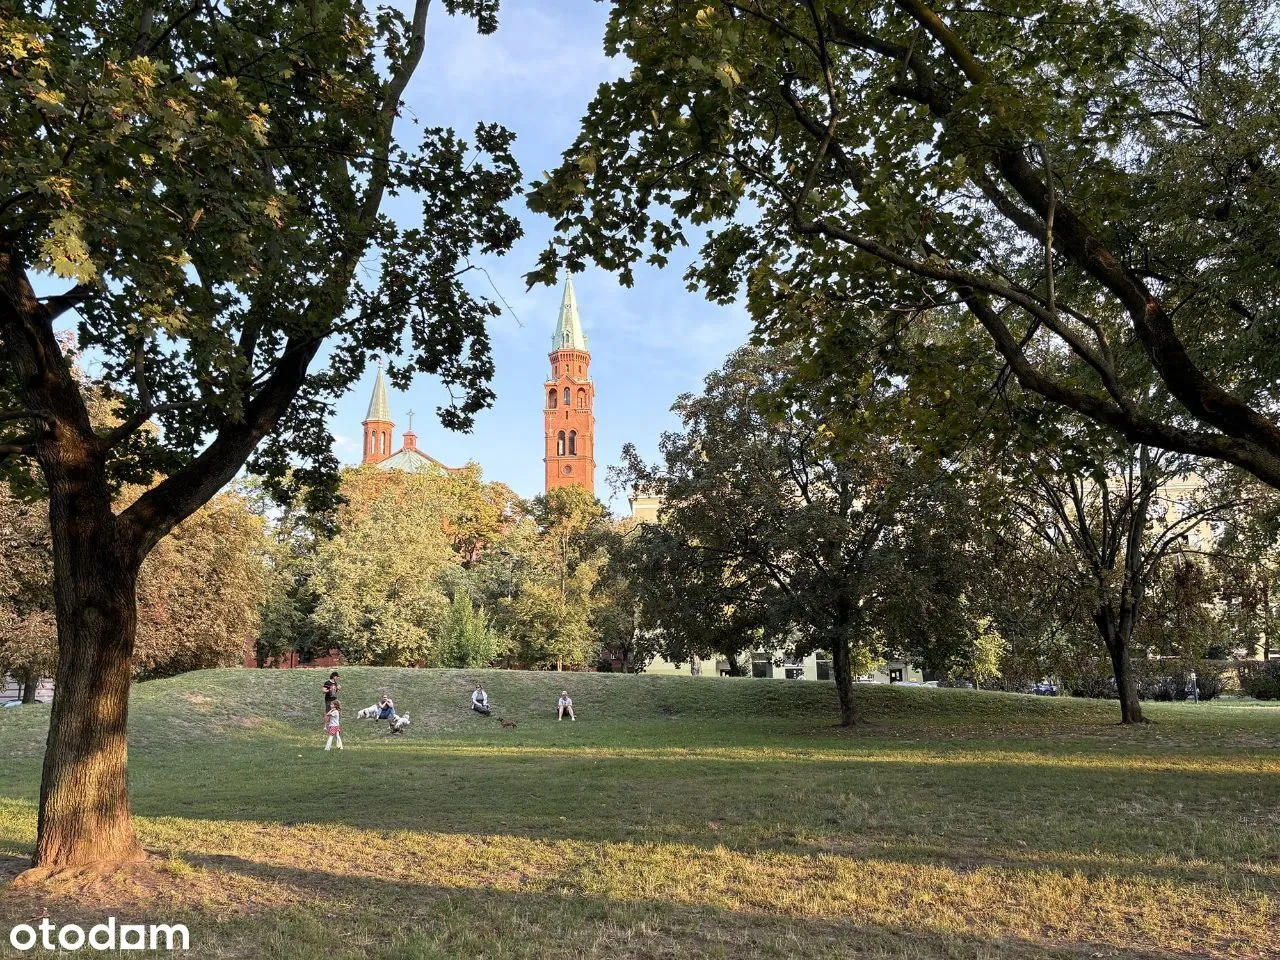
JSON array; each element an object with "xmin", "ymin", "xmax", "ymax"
[
  {"xmin": 365, "ymin": 362, "xmax": 392, "ymax": 423},
  {"xmin": 552, "ymin": 274, "xmax": 588, "ymax": 351}
]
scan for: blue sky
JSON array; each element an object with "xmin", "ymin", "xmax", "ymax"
[{"xmin": 330, "ymin": 1, "xmax": 752, "ymax": 509}]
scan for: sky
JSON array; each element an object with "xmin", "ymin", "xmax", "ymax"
[{"xmin": 330, "ymin": 1, "xmax": 753, "ymax": 510}]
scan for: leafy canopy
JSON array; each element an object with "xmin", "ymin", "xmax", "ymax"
[
  {"xmin": 530, "ymin": 0, "xmax": 1280, "ymax": 489},
  {"xmin": 1, "ymin": 0, "xmax": 519, "ymax": 527}
]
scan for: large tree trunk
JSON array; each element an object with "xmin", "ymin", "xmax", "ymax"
[
  {"xmin": 32, "ymin": 454, "xmax": 144, "ymax": 869},
  {"xmin": 20, "ymin": 672, "xmax": 38, "ymax": 704},
  {"xmin": 724, "ymin": 651, "xmax": 746, "ymax": 676},
  {"xmin": 830, "ymin": 639, "xmax": 858, "ymax": 727},
  {"xmin": 829, "ymin": 596, "xmax": 859, "ymax": 727},
  {"xmin": 1095, "ymin": 608, "xmax": 1144, "ymax": 725}
]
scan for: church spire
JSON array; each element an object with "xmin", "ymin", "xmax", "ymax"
[
  {"xmin": 551, "ymin": 274, "xmax": 588, "ymax": 351},
  {"xmin": 365, "ymin": 362, "xmax": 391, "ymax": 422},
  {"xmin": 362, "ymin": 361, "xmax": 394, "ymax": 465}
]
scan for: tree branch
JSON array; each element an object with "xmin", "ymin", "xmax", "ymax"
[{"xmin": 40, "ymin": 284, "xmax": 96, "ymax": 322}]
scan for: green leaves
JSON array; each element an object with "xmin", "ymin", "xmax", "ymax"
[
  {"xmin": 534, "ymin": 0, "xmax": 1280, "ymax": 491},
  {"xmin": 38, "ymin": 212, "xmax": 96, "ymax": 283},
  {"xmin": 2, "ymin": 0, "xmax": 521, "ymax": 524}
]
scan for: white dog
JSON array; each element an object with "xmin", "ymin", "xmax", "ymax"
[
  {"xmin": 388, "ymin": 713, "xmax": 411, "ymax": 734},
  {"xmin": 356, "ymin": 703, "xmax": 382, "ymax": 720}
]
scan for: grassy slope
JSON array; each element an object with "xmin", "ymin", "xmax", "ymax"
[{"xmin": 1, "ymin": 668, "xmax": 1278, "ymax": 960}]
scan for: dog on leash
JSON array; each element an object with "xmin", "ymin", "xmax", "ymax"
[{"xmin": 497, "ymin": 717, "xmax": 517, "ymax": 730}]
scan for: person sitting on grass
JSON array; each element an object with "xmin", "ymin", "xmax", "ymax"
[
  {"xmin": 324, "ymin": 700, "xmax": 343, "ymax": 751},
  {"xmin": 557, "ymin": 690, "xmax": 575, "ymax": 721},
  {"xmin": 472, "ymin": 686, "xmax": 491, "ymax": 716},
  {"xmin": 375, "ymin": 693, "xmax": 396, "ymax": 721}
]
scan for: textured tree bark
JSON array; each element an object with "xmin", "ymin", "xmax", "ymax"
[
  {"xmin": 830, "ymin": 638, "xmax": 858, "ymax": 727},
  {"xmin": 830, "ymin": 597, "xmax": 858, "ymax": 727},
  {"xmin": 1096, "ymin": 608, "xmax": 1145, "ymax": 725},
  {"xmin": 33, "ymin": 452, "xmax": 145, "ymax": 869}
]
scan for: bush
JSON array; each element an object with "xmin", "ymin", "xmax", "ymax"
[
  {"xmin": 1238, "ymin": 661, "xmax": 1280, "ymax": 700},
  {"xmin": 1060, "ymin": 658, "xmax": 1224, "ymax": 701},
  {"xmin": 1136, "ymin": 660, "xmax": 1224, "ymax": 702}
]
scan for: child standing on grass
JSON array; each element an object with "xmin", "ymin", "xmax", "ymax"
[{"xmin": 324, "ymin": 700, "xmax": 343, "ymax": 751}]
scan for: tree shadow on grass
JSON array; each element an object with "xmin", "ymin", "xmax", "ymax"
[
  {"xmin": 106, "ymin": 750, "xmax": 1279, "ymax": 879},
  {"xmin": 7, "ymin": 853, "xmax": 1198, "ymax": 960},
  {"xmin": 170, "ymin": 854, "xmax": 1228, "ymax": 960}
]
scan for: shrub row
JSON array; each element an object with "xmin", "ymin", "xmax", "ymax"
[
  {"xmin": 1237, "ymin": 660, "xmax": 1280, "ymax": 700},
  {"xmin": 1061, "ymin": 659, "xmax": 1226, "ymax": 701}
]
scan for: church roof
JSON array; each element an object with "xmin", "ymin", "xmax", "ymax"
[
  {"xmin": 365, "ymin": 365, "xmax": 391, "ymax": 423},
  {"xmin": 379, "ymin": 447, "xmax": 454, "ymax": 474},
  {"xmin": 551, "ymin": 275, "xmax": 588, "ymax": 351}
]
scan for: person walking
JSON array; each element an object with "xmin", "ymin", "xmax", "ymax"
[{"xmin": 324, "ymin": 700, "xmax": 343, "ymax": 751}]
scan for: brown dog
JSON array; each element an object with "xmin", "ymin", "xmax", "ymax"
[{"xmin": 497, "ymin": 718, "xmax": 517, "ymax": 730}]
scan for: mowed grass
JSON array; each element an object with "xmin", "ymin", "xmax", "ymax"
[{"xmin": 0, "ymin": 669, "xmax": 1278, "ymax": 959}]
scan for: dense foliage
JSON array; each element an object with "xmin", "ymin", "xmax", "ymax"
[
  {"xmin": 531, "ymin": 0, "xmax": 1280, "ymax": 491},
  {"xmin": 0, "ymin": 480, "xmax": 268, "ymax": 685}
]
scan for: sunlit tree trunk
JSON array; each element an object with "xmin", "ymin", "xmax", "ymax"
[{"xmin": 34, "ymin": 442, "xmax": 144, "ymax": 868}]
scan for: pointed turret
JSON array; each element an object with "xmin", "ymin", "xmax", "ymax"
[
  {"xmin": 365, "ymin": 364, "xmax": 391, "ymax": 422},
  {"xmin": 362, "ymin": 362, "xmax": 394, "ymax": 465},
  {"xmin": 551, "ymin": 275, "xmax": 588, "ymax": 351}
]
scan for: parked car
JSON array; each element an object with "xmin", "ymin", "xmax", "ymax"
[{"xmin": 1033, "ymin": 682, "xmax": 1059, "ymax": 696}]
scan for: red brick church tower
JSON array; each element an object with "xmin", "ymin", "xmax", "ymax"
[
  {"xmin": 362, "ymin": 361, "xmax": 393, "ymax": 465},
  {"xmin": 544, "ymin": 275, "xmax": 595, "ymax": 494}
]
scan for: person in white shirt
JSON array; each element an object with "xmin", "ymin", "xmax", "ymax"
[
  {"xmin": 324, "ymin": 701, "xmax": 343, "ymax": 751},
  {"xmin": 557, "ymin": 690, "xmax": 575, "ymax": 721},
  {"xmin": 471, "ymin": 686, "xmax": 491, "ymax": 716}
]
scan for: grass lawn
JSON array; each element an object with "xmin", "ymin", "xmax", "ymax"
[{"xmin": 0, "ymin": 668, "xmax": 1277, "ymax": 959}]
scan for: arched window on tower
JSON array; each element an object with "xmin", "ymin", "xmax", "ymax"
[
  {"xmin": 557, "ymin": 431, "xmax": 566, "ymax": 456},
  {"xmin": 568, "ymin": 431, "xmax": 577, "ymax": 456},
  {"xmin": 563, "ymin": 386, "xmax": 570, "ymax": 406},
  {"xmin": 548, "ymin": 387, "xmax": 557, "ymax": 409},
  {"xmin": 576, "ymin": 388, "xmax": 587, "ymax": 409}
]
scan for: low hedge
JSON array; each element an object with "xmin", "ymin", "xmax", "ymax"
[{"xmin": 1238, "ymin": 660, "xmax": 1280, "ymax": 700}]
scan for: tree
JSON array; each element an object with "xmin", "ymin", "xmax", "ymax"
[
  {"xmin": 591, "ymin": 520, "xmax": 663, "ymax": 673},
  {"xmin": 0, "ymin": 483, "xmax": 56, "ymax": 700},
  {"xmin": 619, "ymin": 345, "xmax": 978, "ymax": 725},
  {"xmin": 438, "ymin": 589, "xmax": 505, "ymax": 669},
  {"xmin": 304, "ymin": 469, "xmax": 470, "ymax": 666},
  {"xmin": 494, "ymin": 487, "xmax": 611, "ymax": 670},
  {"xmin": 132, "ymin": 490, "xmax": 268, "ymax": 679},
  {"xmin": 0, "ymin": 482, "xmax": 270, "ymax": 685},
  {"xmin": 531, "ymin": 0, "xmax": 1280, "ymax": 491},
  {"xmin": 0, "ymin": 0, "xmax": 519, "ymax": 868},
  {"xmin": 998, "ymin": 437, "xmax": 1241, "ymax": 722}
]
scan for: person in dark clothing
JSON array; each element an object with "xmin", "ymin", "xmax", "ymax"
[{"xmin": 323, "ymin": 672, "xmax": 340, "ymax": 715}]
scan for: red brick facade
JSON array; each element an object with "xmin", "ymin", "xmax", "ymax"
[
  {"xmin": 544, "ymin": 346, "xmax": 595, "ymax": 494},
  {"xmin": 362, "ymin": 418, "xmax": 393, "ymax": 464}
]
